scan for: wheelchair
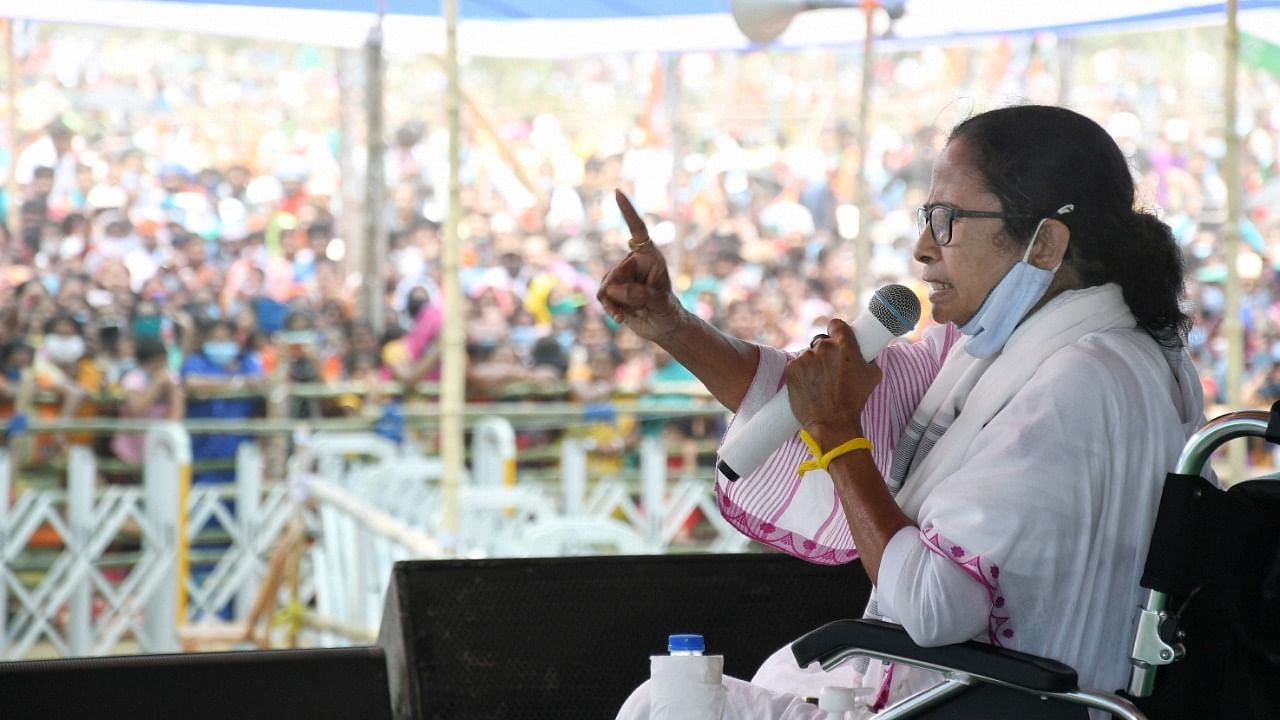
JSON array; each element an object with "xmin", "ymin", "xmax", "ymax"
[{"xmin": 791, "ymin": 408, "xmax": 1280, "ymax": 719}]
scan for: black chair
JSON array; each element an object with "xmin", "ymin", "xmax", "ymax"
[{"xmin": 791, "ymin": 408, "xmax": 1280, "ymax": 719}]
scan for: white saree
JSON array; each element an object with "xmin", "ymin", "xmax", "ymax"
[
  {"xmin": 617, "ymin": 284, "xmax": 1205, "ymax": 719},
  {"xmin": 859, "ymin": 283, "xmax": 1205, "ymax": 706}
]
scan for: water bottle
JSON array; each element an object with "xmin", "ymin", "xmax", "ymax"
[{"xmin": 649, "ymin": 634, "xmax": 726, "ymax": 719}]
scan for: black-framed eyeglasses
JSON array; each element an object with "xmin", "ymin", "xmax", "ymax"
[{"xmin": 916, "ymin": 204, "xmax": 1029, "ymax": 246}]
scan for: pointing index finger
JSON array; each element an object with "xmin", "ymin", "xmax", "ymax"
[{"xmin": 616, "ymin": 190, "xmax": 649, "ymax": 240}]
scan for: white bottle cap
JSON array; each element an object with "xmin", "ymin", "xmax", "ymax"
[{"xmin": 818, "ymin": 685, "xmax": 868, "ymax": 712}]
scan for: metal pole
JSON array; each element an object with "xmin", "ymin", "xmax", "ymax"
[
  {"xmin": 852, "ymin": 2, "xmax": 876, "ymax": 305},
  {"xmin": 1056, "ymin": 35, "xmax": 1074, "ymax": 104},
  {"xmin": 440, "ymin": 0, "xmax": 465, "ymax": 550},
  {"xmin": 235, "ymin": 442, "xmax": 263, "ymax": 621},
  {"xmin": 664, "ymin": 52, "xmax": 685, "ymax": 282},
  {"xmin": 143, "ymin": 423, "xmax": 189, "ymax": 651},
  {"xmin": 0, "ymin": 450, "xmax": 8, "ymax": 657},
  {"xmin": 6, "ymin": 19, "xmax": 18, "ymax": 234},
  {"xmin": 1223, "ymin": 0, "xmax": 1245, "ymax": 482},
  {"xmin": 67, "ymin": 446, "xmax": 94, "ymax": 657},
  {"xmin": 560, "ymin": 437, "xmax": 586, "ymax": 517},
  {"xmin": 337, "ymin": 46, "xmax": 363, "ymax": 281},
  {"xmin": 363, "ymin": 16, "xmax": 387, "ymax": 337},
  {"xmin": 640, "ymin": 435, "xmax": 666, "ymax": 548},
  {"xmin": 471, "ymin": 416, "xmax": 516, "ymax": 487}
]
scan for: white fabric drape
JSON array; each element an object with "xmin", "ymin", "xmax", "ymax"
[{"xmin": 619, "ymin": 284, "xmax": 1206, "ymax": 720}]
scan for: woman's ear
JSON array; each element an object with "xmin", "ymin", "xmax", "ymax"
[{"xmin": 1030, "ymin": 218, "xmax": 1071, "ymax": 270}]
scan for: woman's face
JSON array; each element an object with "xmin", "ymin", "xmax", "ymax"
[{"xmin": 915, "ymin": 138, "xmax": 1023, "ymax": 326}]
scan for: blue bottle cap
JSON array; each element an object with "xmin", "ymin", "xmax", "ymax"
[{"xmin": 668, "ymin": 634, "xmax": 705, "ymax": 653}]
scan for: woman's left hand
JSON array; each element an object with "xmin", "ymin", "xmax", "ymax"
[{"xmin": 785, "ymin": 318, "xmax": 883, "ymax": 449}]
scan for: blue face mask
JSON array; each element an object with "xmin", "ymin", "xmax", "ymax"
[
  {"xmin": 960, "ymin": 205, "xmax": 1073, "ymax": 359},
  {"xmin": 203, "ymin": 341, "xmax": 240, "ymax": 367},
  {"xmin": 510, "ymin": 325, "xmax": 538, "ymax": 349},
  {"xmin": 556, "ymin": 330, "xmax": 576, "ymax": 352}
]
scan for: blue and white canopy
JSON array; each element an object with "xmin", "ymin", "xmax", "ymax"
[{"xmin": 5, "ymin": 0, "xmax": 1280, "ymax": 57}]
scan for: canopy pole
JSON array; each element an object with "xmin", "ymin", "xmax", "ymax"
[
  {"xmin": 439, "ymin": 0, "xmax": 464, "ymax": 550},
  {"xmin": 1223, "ymin": 0, "xmax": 1245, "ymax": 482},
  {"xmin": 851, "ymin": 1, "xmax": 876, "ymax": 305},
  {"xmin": 664, "ymin": 51, "xmax": 686, "ymax": 284},
  {"xmin": 362, "ymin": 13, "xmax": 386, "ymax": 337},
  {"xmin": 6, "ymin": 19, "xmax": 18, "ymax": 235},
  {"xmin": 337, "ymin": 45, "xmax": 362, "ymax": 283}
]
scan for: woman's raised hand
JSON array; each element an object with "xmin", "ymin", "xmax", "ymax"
[{"xmin": 597, "ymin": 190, "xmax": 684, "ymax": 341}]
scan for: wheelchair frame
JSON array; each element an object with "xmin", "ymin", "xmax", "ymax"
[
  {"xmin": 794, "ymin": 409, "xmax": 1278, "ymax": 720},
  {"xmin": 1127, "ymin": 409, "xmax": 1271, "ymax": 697}
]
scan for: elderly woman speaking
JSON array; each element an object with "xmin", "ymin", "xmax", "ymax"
[{"xmin": 599, "ymin": 105, "xmax": 1205, "ymax": 718}]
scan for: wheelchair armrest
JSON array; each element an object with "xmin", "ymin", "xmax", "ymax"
[{"xmin": 791, "ymin": 619, "xmax": 1079, "ymax": 694}]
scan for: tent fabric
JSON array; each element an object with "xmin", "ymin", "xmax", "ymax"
[
  {"xmin": 152, "ymin": 0, "xmax": 734, "ymax": 19},
  {"xmin": 7, "ymin": 0, "xmax": 1280, "ymax": 57}
]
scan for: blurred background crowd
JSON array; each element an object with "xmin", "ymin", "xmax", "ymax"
[{"xmin": 2, "ymin": 21, "xmax": 1279, "ymax": 469}]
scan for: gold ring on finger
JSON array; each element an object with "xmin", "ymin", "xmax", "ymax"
[{"xmin": 628, "ymin": 236, "xmax": 652, "ymax": 252}]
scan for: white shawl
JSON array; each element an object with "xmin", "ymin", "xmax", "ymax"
[
  {"xmin": 737, "ymin": 284, "xmax": 1206, "ymax": 704},
  {"xmin": 875, "ymin": 283, "xmax": 1204, "ymax": 694}
]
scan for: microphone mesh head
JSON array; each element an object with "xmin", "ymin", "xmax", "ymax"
[{"xmin": 869, "ymin": 284, "xmax": 922, "ymax": 337}]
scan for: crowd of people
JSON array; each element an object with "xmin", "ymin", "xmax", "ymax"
[{"xmin": 1, "ymin": 22, "xmax": 1278, "ymax": 474}]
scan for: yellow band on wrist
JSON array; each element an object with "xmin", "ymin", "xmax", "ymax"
[{"xmin": 797, "ymin": 429, "xmax": 873, "ymax": 478}]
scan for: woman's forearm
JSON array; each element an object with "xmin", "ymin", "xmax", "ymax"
[
  {"xmin": 826, "ymin": 441, "xmax": 915, "ymax": 584},
  {"xmin": 656, "ymin": 309, "xmax": 761, "ymax": 413}
]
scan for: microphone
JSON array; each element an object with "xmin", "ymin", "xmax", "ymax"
[{"xmin": 716, "ymin": 284, "xmax": 921, "ymax": 482}]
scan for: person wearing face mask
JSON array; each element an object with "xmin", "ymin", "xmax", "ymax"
[
  {"xmin": 130, "ymin": 301, "xmax": 165, "ymax": 343},
  {"xmin": 273, "ymin": 310, "xmax": 325, "ymax": 419},
  {"xmin": 381, "ymin": 286, "xmax": 443, "ymax": 395},
  {"xmin": 32, "ymin": 313, "xmax": 100, "ymax": 459},
  {"xmin": 181, "ymin": 318, "xmax": 265, "ymax": 486},
  {"xmin": 179, "ymin": 318, "xmax": 265, "ymax": 621},
  {"xmin": 603, "ymin": 106, "xmax": 1205, "ymax": 719}
]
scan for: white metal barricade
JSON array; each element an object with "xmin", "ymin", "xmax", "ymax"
[
  {"xmin": 557, "ymin": 430, "xmax": 750, "ymax": 554},
  {"xmin": 1, "ymin": 447, "xmax": 172, "ymax": 658},
  {"xmin": 1, "ymin": 430, "xmax": 295, "ymax": 660},
  {"xmin": 1, "ymin": 412, "xmax": 747, "ymax": 658}
]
